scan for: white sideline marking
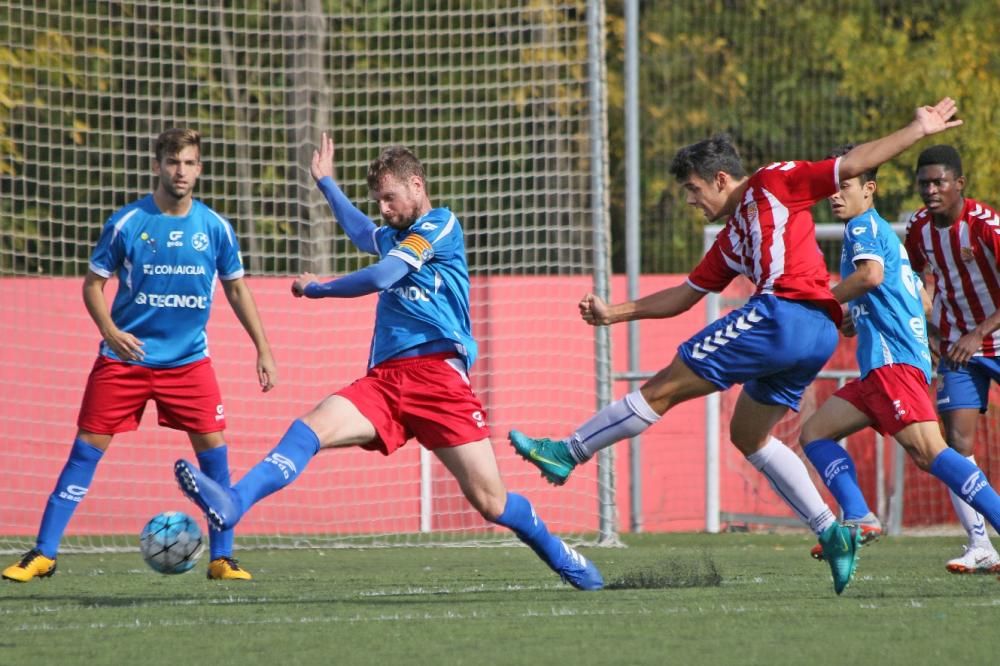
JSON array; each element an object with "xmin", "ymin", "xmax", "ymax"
[{"xmin": 12, "ymin": 606, "xmax": 659, "ymax": 632}]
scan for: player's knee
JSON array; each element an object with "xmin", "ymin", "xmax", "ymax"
[
  {"xmin": 903, "ymin": 440, "xmax": 943, "ymax": 472},
  {"xmin": 908, "ymin": 449, "xmax": 935, "ymax": 472},
  {"xmin": 798, "ymin": 423, "xmax": 819, "ymax": 448},
  {"xmin": 945, "ymin": 432, "xmax": 976, "ymax": 457}
]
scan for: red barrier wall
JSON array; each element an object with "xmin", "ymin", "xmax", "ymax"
[{"xmin": 4, "ymin": 275, "xmax": 974, "ymax": 537}]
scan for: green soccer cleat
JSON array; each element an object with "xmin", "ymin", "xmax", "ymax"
[
  {"xmin": 819, "ymin": 522, "xmax": 862, "ymax": 595},
  {"xmin": 811, "ymin": 512, "xmax": 882, "ymax": 561},
  {"xmin": 509, "ymin": 430, "xmax": 577, "ymax": 486}
]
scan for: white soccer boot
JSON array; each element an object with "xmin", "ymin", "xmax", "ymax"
[{"xmin": 945, "ymin": 544, "xmax": 1000, "ymax": 574}]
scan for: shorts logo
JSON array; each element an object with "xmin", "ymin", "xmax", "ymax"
[
  {"xmin": 892, "ymin": 399, "xmax": 907, "ymax": 421},
  {"xmin": 265, "ymin": 452, "xmax": 298, "ymax": 480},
  {"xmin": 471, "ymin": 410, "xmax": 486, "ymax": 429},
  {"xmin": 215, "ymin": 404, "xmax": 225, "ymax": 421},
  {"xmin": 58, "ymin": 484, "xmax": 89, "ymax": 503},
  {"xmin": 690, "ymin": 307, "xmax": 762, "ymax": 360}
]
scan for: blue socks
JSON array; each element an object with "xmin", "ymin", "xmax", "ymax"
[
  {"xmin": 493, "ymin": 492, "xmax": 568, "ymax": 570},
  {"xmin": 803, "ymin": 438, "xmax": 871, "ymax": 521},
  {"xmin": 196, "ymin": 445, "xmax": 234, "ymax": 560},
  {"xmin": 930, "ymin": 448, "xmax": 1000, "ymax": 532},
  {"xmin": 36, "ymin": 438, "xmax": 104, "ymax": 558},
  {"xmin": 233, "ymin": 419, "xmax": 321, "ymax": 515}
]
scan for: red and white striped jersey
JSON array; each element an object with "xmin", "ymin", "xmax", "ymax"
[
  {"xmin": 904, "ymin": 198, "xmax": 1000, "ymax": 357},
  {"xmin": 687, "ymin": 158, "xmax": 842, "ymax": 324}
]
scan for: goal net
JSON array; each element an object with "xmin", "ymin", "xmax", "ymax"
[
  {"xmin": 707, "ymin": 223, "xmax": 1000, "ymax": 536},
  {"xmin": 0, "ymin": 1, "xmax": 612, "ymax": 553}
]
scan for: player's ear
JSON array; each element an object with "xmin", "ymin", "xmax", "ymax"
[
  {"xmin": 713, "ymin": 171, "xmax": 728, "ymax": 192},
  {"xmin": 411, "ymin": 174, "xmax": 426, "ymax": 194}
]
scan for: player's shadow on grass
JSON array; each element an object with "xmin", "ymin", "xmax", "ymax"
[{"xmin": 604, "ymin": 556, "xmax": 723, "ymax": 590}]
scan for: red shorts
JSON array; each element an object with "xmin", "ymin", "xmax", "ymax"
[
  {"xmin": 77, "ymin": 356, "xmax": 226, "ymax": 435},
  {"xmin": 834, "ymin": 364, "xmax": 938, "ymax": 436},
  {"xmin": 336, "ymin": 353, "xmax": 490, "ymax": 456}
]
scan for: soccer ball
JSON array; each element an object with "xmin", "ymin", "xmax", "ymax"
[{"xmin": 139, "ymin": 511, "xmax": 204, "ymax": 575}]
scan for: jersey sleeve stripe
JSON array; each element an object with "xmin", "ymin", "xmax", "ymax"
[
  {"xmin": 428, "ymin": 213, "xmax": 457, "ymax": 244},
  {"xmin": 685, "ymin": 277, "xmax": 711, "ymax": 293},
  {"xmin": 852, "ymin": 252, "xmax": 884, "ymax": 266},
  {"xmin": 88, "ymin": 262, "xmax": 113, "ymax": 278},
  {"xmin": 831, "ymin": 156, "xmax": 843, "ymax": 193},
  {"xmin": 111, "ymin": 207, "xmax": 141, "ymax": 242},
  {"xmin": 387, "ymin": 248, "xmax": 423, "ymax": 269},
  {"xmin": 206, "ymin": 208, "xmax": 237, "ymax": 246}
]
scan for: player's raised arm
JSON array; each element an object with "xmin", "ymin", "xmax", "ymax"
[
  {"xmin": 838, "ymin": 97, "xmax": 962, "ymax": 182},
  {"xmin": 311, "ymin": 132, "xmax": 379, "ymax": 254},
  {"xmin": 291, "ymin": 256, "xmax": 411, "ymax": 300}
]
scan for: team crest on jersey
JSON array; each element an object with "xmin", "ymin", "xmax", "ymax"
[
  {"xmin": 191, "ymin": 232, "xmax": 209, "ymax": 252},
  {"xmin": 960, "ymin": 246, "xmax": 975, "ymax": 262},
  {"xmin": 745, "ymin": 201, "xmax": 758, "ymax": 224}
]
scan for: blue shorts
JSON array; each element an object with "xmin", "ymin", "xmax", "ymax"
[
  {"xmin": 678, "ymin": 295, "xmax": 838, "ymax": 411},
  {"xmin": 936, "ymin": 356, "xmax": 1000, "ymax": 413}
]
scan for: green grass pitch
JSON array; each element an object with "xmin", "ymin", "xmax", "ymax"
[{"xmin": 2, "ymin": 533, "xmax": 998, "ymax": 666}]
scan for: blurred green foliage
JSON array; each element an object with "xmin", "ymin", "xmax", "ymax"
[{"xmin": 2, "ymin": 1, "xmax": 997, "ymax": 276}]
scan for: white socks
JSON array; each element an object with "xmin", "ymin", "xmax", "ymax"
[
  {"xmin": 567, "ymin": 391, "xmax": 660, "ymax": 463},
  {"xmin": 747, "ymin": 437, "xmax": 835, "ymax": 535}
]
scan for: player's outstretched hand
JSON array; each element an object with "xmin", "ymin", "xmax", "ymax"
[
  {"xmin": 291, "ymin": 272, "xmax": 318, "ymax": 298},
  {"xmin": 256, "ymin": 349, "xmax": 277, "ymax": 392},
  {"xmin": 579, "ymin": 293, "xmax": 611, "ymax": 326},
  {"xmin": 103, "ymin": 327, "xmax": 145, "ymax": 362},
  {"xmin": 914, "ymin": 97, "xmax": 963, "ymax": 137},
  {"xmin": 310, "ymin": 132, "xmax": 335, "ymax": 182}
]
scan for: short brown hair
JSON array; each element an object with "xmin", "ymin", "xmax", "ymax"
[
  {"xmin": 367, "ymin": 146, "xmax": 425, "ymax": 190},
  {"xmin": 155, "ymin": 128, "xmax": 201, "ymax": 162}
]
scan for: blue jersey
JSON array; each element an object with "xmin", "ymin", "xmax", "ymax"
[
  {"xmin": 88, "ymin": 194, "xmax": 245, "ymax": 368},
  {"xmin": 370, "ymin": 207, "xmax": 477, "ymax": 369},
  {"xmin": 840, "ymin": 208, "xmax": 931, "ymax": 382}
]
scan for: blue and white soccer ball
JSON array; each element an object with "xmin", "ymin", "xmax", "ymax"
[{"xmin": 139, "ymin": 511, "xmax": 204, "ymax": 575}]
